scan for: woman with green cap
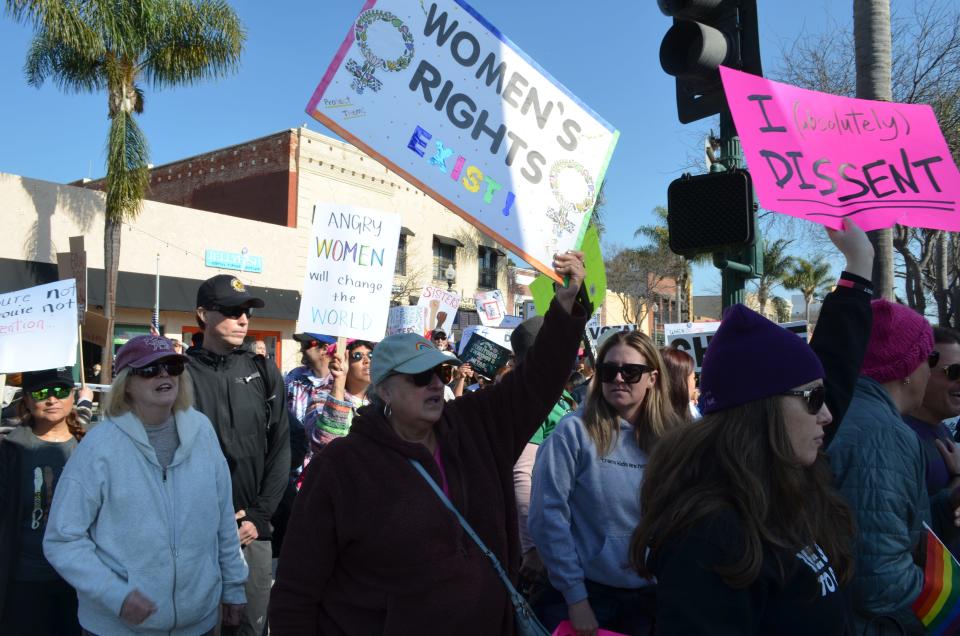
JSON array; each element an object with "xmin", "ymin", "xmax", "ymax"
[{"xmin": 270, "ymin": 251, "xmax": 588, "ymax": 635}]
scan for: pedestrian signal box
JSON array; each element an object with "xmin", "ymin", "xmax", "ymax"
[{"xmin": 667, "ymin": 170, "xmax": 756, "ymax": 256}]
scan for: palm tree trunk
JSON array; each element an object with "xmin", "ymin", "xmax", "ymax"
[
  {"xmin": 100, "ymin": 215, "xmax": 121, "ymax": 378},
  {"xmin": 854, "ymin": 0, "xmax": 894, "ymax": 300},
  {"xmin": 805, "ymin": 293, "xmax": 813, "ymax": 327},
  {"xmin": 935, "ymin": 231, "xmax": 950, "ymax": 326}
]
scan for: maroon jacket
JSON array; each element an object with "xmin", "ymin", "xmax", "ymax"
[{"xmin": 269, "ymin": 299, "xmax": 587, "ymax": 635}]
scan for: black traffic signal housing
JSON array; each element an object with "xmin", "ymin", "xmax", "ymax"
[
  {"xmin": 658, "ymin": 0, "xmax": 762, "ymax": 123},
  {"xmin": 667, "ymin": 169, "xmax": 756, "ymax": 256}
]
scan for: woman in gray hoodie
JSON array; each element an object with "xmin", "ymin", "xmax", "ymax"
[{"xmin": 43, "ymin": 336, "xmax": 248, "ymax": 635}]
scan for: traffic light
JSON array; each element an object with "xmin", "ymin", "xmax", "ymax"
[
  {"xmin": 658, "ymin": 0, "xmax": 762, "ymax": 123},
  {"xmin": 666, "ymin": 169, "xmax": 756, "ymax": 256}
]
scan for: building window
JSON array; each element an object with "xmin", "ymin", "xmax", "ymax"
[
  {"xmin": 395, "ymin": 234, "xmax": 407, "ymax": 275},
  {"xmin": 433, "ymin": 236, "xmax": 459, "ymax": 281},
  {"xmin": 478, "ymin": 246, "xmax": 499, "ymax": 289}
]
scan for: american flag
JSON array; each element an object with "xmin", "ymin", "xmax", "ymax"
[{"xmin": 150, "ymin": 305, "xmax": 160, "ymax": 336}]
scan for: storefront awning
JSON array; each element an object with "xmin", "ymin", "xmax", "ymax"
[
  {"xmin": 0, "ymin": 258, "xmax": 301, "ymax": 320},
  {"xmin": 433, "ymin": 234, "xmax": 464, "ymax": 248}
]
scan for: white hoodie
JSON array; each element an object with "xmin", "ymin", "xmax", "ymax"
[{"xmin": 44, "ymin": 407, "xmax": 247, "ymax": 635}]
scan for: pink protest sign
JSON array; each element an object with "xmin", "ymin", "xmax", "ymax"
[
  {"xmin": 552, "ymin": 621, "xmax": 627, "ymax": 636},
  {"xmin": 719, "ymin": 66, "xmax": 960, "ymax": 231}
]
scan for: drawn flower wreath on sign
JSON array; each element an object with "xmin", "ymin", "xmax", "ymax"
[
  {"xmin": 546, "ymin": 160, "xmax": 597, "ymax": 239},
  {"xmin": 346, "ymin": 10, "xmax": 415, "ymax": 94}
]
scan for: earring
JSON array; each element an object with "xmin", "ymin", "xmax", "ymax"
[
  {"xmin": 902, "ymin": 377, "xmax": 911, "ymax": 385},
  {"xmin": 383, "ymin": 403, "xmax": 392, "ymax": 418}
]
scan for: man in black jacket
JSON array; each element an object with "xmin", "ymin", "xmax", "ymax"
[{"xmin": 188, "ymin": 275, "xmax": 290, "ymax": 636}]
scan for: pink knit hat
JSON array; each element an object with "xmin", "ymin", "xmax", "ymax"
[{"xmin": 861, "ymin": 300, "xmax": 933, "ymax": 384}]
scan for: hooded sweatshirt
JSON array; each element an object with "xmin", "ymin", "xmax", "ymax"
[
  {"xmin": 43, "ymin": 408, "xmax": 247, "ymax": 636},
  {"xmin": 529, "ymin": 409, "xmax": 654, "ymax": 604},
  {"xmin": 269, "ymin": 298, "xmax": 587, "ymax": 635}
]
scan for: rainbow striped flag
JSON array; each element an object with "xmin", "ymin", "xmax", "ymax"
[{"xmin": 913, "ymin": 523, "xmax": 960, "ymax": 635}]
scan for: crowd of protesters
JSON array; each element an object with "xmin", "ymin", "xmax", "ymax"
[{"xmin": 5, "ymin": 218, "xmax": 960, "ymax": 635}]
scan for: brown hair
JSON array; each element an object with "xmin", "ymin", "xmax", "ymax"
[
  {"xmin": 17, "ymin": 392, "xmax": 85, "ymax": 441},
  {"xmin": 583, "ymin": 330, "xmax": 680, "ymax": 456},
  {"xmin": 629, "ymin": 397, "xmax": 855, "ymax": 588},
  {"xmin": 660, "ymin": 346, "xmax": 696, "ymax": 421}
]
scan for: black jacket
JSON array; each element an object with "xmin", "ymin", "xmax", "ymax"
[
  {"xmin": 0, "ymin": 433, "xmax": 22, "ymax": 620},
  {"xmin": 188, "ymin": 344, "xmax": 290, "ymax": 538}
]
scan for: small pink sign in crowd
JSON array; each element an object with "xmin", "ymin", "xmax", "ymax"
[{"xmin": 720, "ymin": 66, "xmax": 960, "ymax": 232}]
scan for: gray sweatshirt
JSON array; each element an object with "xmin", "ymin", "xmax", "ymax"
[{"xmin": 529, "ymin": 408, "xmax": 654, "ymax": 604}]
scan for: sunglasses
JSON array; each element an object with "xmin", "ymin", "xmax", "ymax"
[
  {"xmin": 598, "ymin": 363, "xmax": 652, "ymax": 384},
  {"xmin": 130, "ymin": 360, "xmax": 186, "ymax": 378},
  {"xmin": 350, "ymin": 351, "xmax": 373, "ymax": 362},
  {"xmin": 405, "ymin": 367, "xmax": 447, "ymax": 387},
  {"xmin": 207, "ymin": 305, "xmax": 253, "ymax": 319},
  {"xmin": 782, "ymin": 385, "xmax": 827, "ymax": 415},
  {"xmin": 29, "ymin": 385, "xmax": 73, "ymax": 401},
  {"xmin": 936, "ymin": 364, "xmax": 960, "ymax": 382}
]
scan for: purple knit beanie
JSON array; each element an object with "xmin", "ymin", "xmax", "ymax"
[
  {"xmin": 861, "ymin": 299, "xmax": 933, "ymax": 384},
  {"xmin": 699, "ymin": 304, "xmax": 824, "ymax": 415}
]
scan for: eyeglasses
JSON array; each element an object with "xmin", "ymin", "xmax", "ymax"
[
  {"xmin": 130, "ymin": 360, "xmax": 186, "ymax": 378},
  {"xmin": 929, "ymin": 350, "xmax": 941, "ymax": 368},
  {"xmin": 781, "ymin": 385, "xmax": 827, "ymax": 415},
  {"xmin": 405, "ymin": 367, "xmax": 445, "ymax": 387},
  {"xmin": 29, "ymin": 385, "xmax": 73, "ymax": 401},
  {"xmin": 598, "ymin": 363, "xmax": 652, "ymax": 384},
  {"xmin": 936, "ymin": 364, "xmax": 960, "ymax": 382},
  {"xmin": 350, "ymin": 351, "xmax": 373, "ymax": 362},
  {"xmin": 207, "ymin": 305, "xmax": 253, "ymax": 319}
]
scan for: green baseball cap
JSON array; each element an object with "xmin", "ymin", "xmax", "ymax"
[{"xmin": 370, "ymin": 333, "xmax": 461, "ymax": 385}]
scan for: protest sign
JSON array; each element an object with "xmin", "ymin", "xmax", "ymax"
[
  {"xmin": 474, "ymin": 289, "xmax": 506, "ymax": 326},
  {"xmin": 528, "ymin": 222, "xmax": 605, "ymax": 314},
  {"xmin": 417, "ymin": 285, "xmax": 460, "ymax": 336},
  {"xmin": 387, "ymin": 305, "xmax": 423, "ymax": 335},
  {"xmin": 586, "ymin": 323, "xmax": 637, "ymax": 348},
  {"xmin": 499, "ymin": 315, "xmax": 522, "ymax": 328},
  {"xmin": 667, "ymin": 320, "xmax": 807, "ymax": 372},
  {"xmin": 458, "ymin": 324, "xmax": 513, "ymax": 355},
  {"xmin": 297, "ymin": 202, "xmax": 400, "ymax": 341},
  {"xmin": 663, "ymin": 321, "xmax": 720, "ymax": 338},
  {"xmin": 459, "ymin": 331, "xmax": 512, "ymax": 379},
  {"xmin": 0, "ymin": 280, "xmax": 79, "ymax": 373},
  {"xmin": 720, "ymin": 66, "xmax": 960, "ymax": 232},
  {"xmin": 306, "ymin": 0, "xmax": 619, "ymax": 281}
]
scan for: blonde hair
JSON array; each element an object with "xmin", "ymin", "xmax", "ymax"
[
  {"xmin": 103, "ymin": 367, "xmax": 195, "ymax": 418},
  {"xmin": 583, "ymin": 330, "xmax": 679, "ymax": 456}
]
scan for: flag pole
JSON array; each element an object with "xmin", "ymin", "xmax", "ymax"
[{"xmin": 152, "ymin": 253, "xmax": 161, "ymax": 336}]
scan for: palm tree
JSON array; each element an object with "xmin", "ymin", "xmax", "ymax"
[
  {"xmin": 753, "ymin": 238, "xmax": 794, "ymax": 317},
  {"xmin": 782, "ymin": 258, "xmax": 833, "ymax": 326},
  {"xmin": 6, "ymin": 0, "xmax": 245, "ymax": 377},
  {"xmin": 854, "ymin": 0, "xmax": 894, "ymax": 300},
  {"xmin": 635, "ymin": 205, "xmax": 711, "ymax": 322}
]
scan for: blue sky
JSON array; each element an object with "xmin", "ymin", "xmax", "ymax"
[{"xmin": 0, "ymin": 0, "xmax": 847, "ymax": 295}]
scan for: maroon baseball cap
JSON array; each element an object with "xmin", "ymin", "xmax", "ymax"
[{"xmin": 115, "ymin": 335, "xmax": 189, "ymax": 374}]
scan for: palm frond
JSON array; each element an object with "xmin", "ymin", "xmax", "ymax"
[
  {"xmin": 139, "ymin": 0, "xmax": 244, "ymax": 89},
  {"xmin": 104, "ymin": 109, "xmax": 150, "ymax": 221},
  {"xmin": 25, "ymin": 28, "xmax": 103, "ymax": 91}
]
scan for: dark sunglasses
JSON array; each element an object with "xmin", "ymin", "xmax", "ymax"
[
  {"xmin": 598, "ymin": 363, "xmax": 652, "ymax": 384},
  {"xmin": 782, "ymin": 385, "xmax": 827, "ymax": 415},
  {"xmin": 405, "ymin": 367, "xmax": 446, "ymax": 387},
  {"xmin": 350, "ymin": 351, "xmax": 373, "ymax": 362},
  {"xmin": 29, "ymin": 385, "xmax": 73, "ymax": 401},
  {"xmin": 130, "ymin": 360, "xmax": 186, "ymax": 378},
  {"xmin": 937, "ymin": 364, "xmax": 960, "ymax": 382},
  {"xmin": 207, "ymin": 305, "xmax": 253, "ymax": 319},
  {"xmin": 929, "ymin": 350, "xmax": 941, "ymax": 368}
]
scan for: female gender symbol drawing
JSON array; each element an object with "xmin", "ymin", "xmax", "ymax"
[
  {"xmin": 346, "ymin": 9, "xmax": 415, "ymax": 94},
  {"xmin": 545, "ymin": 160, "xmax": 597, "ymax": 239}
]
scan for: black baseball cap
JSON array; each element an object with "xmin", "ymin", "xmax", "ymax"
[
  {"xmin": 196, "ymin": 275, "xmax": 265, "ymax": 309},
  {"xmin": 22, "ymin": 367, "xmax": 75, "ymax": 393}
]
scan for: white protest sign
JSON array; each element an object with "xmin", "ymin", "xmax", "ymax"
[
  {"xmin": 667, "ymin": 321, "xmax": 808, "ymax": 372},
  {"xmin": 306, "ymin": 0, "xmax": 619, "ymax": 281},
  {"xmin": 0, "ymin": 280, "xmax": 79, "ymax": 373},
  {"xmin": 297, "ymin": 202, "xmax": 400, "ymax": 340},
  {"xmin": 474, "ymin": 289, "xmax": 506, "ymax": 326},
  {"xmin": 458, "ymin": 324, "xmax": 513, "ymax": 355},
  {"xmin": 587, "ymin": 323, "xmax": 637, "ymax": 348},
  {"xmin": 417, "ymin": 285, "xmax": 460, "ymax": 336},
  {"xmin": 499, "ymin": 315, "xmax": 523, "ymax": 329},
  {"xmin": 663, "ymin": 321, "xmax": 721, "ymax": 338},
  {"xmin": 387, "ymin": 305, "xmax": 424, "ymax": 335}
]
